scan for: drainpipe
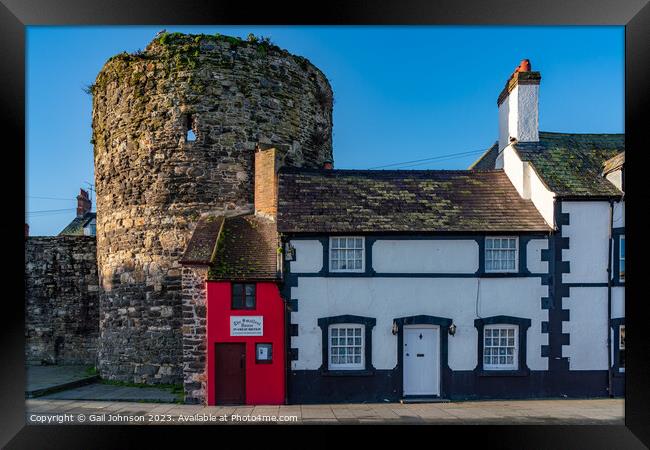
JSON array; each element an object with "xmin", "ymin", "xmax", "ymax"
[{"xmin": 606, "ymin": 199, "xmax": 614, "ymax": 398}]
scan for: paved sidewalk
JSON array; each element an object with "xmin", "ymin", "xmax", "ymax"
[
  {"xmin": 39, "ymin": 382, "xmax": 180, "ymax": 403},
  {"xmin": 25, "ymin": 366, "xmax": 98, "ymax": 398},
  {"xmin": 25, "ymin": 398, "xmax": 624, "ymax": 425}
]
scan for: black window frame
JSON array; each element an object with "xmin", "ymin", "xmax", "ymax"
[
  {"xmin": 231, "ymin": 283, "xmax": 256, "ymax": 310},
  {"xmin": 317, "ymin": 315, "xmax": 376, "ymax": 376},
  {"xmin": 474, "ymin": 315, "xmax": 531, "ymax": 377}
]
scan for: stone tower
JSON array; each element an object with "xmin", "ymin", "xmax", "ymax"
[{"xmin": 91, "ymin": 32, "xmax": 333, "ymax": 383}]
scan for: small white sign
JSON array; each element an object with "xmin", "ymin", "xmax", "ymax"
[{"xmin": 230, "ymin": 316, "xmax": 263, "ymax": 336}]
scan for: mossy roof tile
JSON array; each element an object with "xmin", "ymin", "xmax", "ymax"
[
  {"xmin": 208, "ymin": 215, "xmax": 279, "ymax": 281},
  {"xmin": 278, "ymin": 168, "xmax": 550, "ymax": 233},
  {"xmin": 514, "ymin": 132, "xmax": 624, "ymax": 197}
]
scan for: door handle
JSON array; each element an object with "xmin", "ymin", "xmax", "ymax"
[
  {"xmin": 406, "ymin": 353, "xmax": 410, "ymax": 357},
  {"xmin": 416, "ymin": 354, "xmax": 425, "ymax": 357}
]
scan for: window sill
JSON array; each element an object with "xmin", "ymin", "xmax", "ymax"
[
  {"xmin": 476, "ymin": 368, "xmax": 529, "ymax": 377},
  {"xmin": 320, "ymin": 369, "xmax": 375, "ymax": 377}
]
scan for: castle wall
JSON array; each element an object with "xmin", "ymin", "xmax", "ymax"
[
  {"xmin": 92, "ymin": 33, "xmax": 333, "ymax": 383},
  {"xmin": 25, "ymin": 236, "xmax": 99, "ymax": 366}
]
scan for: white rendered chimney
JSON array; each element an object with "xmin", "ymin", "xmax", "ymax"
[{"xmin": 497, "ymin": 59, "xmax": 541, "ymax": 153}]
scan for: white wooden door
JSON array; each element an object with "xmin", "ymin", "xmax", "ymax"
[{"xmin": 403, "ymin": 326, "xmax": 439, "ymax": 396}]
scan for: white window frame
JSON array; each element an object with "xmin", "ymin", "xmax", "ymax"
[
  {"xmin": 329, "ymin": 237, "xmax": 365, "ymax": 273},
  {"xmin": 619, "ymin": 235, "xmax": 625, "ymax": 282},
  {"xmin": 328, "ymin": 324, "xmax": 365, "ymax": 370},
  {"xmin": 483, "ymin": 324, "xmax": 518, "ymax": 370},
  {"xmin": 485, "ymin": 236, "xmax": 519, "ymax": 273}
]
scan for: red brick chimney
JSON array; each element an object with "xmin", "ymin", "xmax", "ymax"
[
  {"xmin": 254, "ymin": 145, "xmax": 280, "ymax": 218},
  {"xmin": 323, "ymin": 158, "xmax": 333, "ymax": 170},
  {"xmin": 77, "ymin": 189, "xmax": 92, "ymax": 217}
]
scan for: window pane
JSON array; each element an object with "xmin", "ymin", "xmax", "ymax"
[
  {"xmin": 355, "ymin": 328, "xmax": 361, "ymax": 336},
  {"xmin": 354, "ymin": 260, "xmax": 362, "ymax": 269},
  {"xmin": 508, "ymin": 329, "xmax": 514, "ymax": 336},
  {"xmin": 245, "ymin": 294, "xmax": 255, "ymax": 308},
  {"xmin": 347, "ymin": 237, "xmax": 355, "ymax": 247},
  {"xmin": 509, "ymin": 238, "xmax": 516, "ymax": 248},
  {"xmin": 620, "ymin": 236, "xmax": 624, "ymax": 258},
  {"xmin": 355, "ymin": 238, "xmax": 363, "ymax": 248},
  {"xmin": 331, "ymin": 238, "xmax": 339, "ymax": 249},
  {"xmin": 331, "ymin": 260, "xmax": 339, "ymax": 270},
  {"xmin": 486, "ymin": 239, "xmax": 493, "ymax": 249},
  {"xmin": 494, "ymin": 239, "xmax": 501, "ymax": 249}
]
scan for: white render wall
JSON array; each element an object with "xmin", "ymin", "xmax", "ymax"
[
  {"xmin": 561, "ymin": 201, "xmax": 611, "ymax": 284},
  {"xmin": 498, "ymin": 83, "xmax": 539, "ymax": 151},
  {"xmin": 562, "ymin": 287, "xmax": 609, "ymax": 370},
  {"xmin": 500, "ymin": 145, "xmax": 555, "ymax": 228},
  {"xmin": 372, "ymin": 240, "xmax": 478, "ymax": 273},
  {"xmin": 612, "ymin": 287, "xmax": 625, "ymax": 319},
  {"xmin": 527, "ymin": 166, "xmax": 556, "ymax": 228},
  {"xmin": 290, "ymin": 240, "xmax": 323, "ymax": 273},
  {"xmin": 613, "ymin": 200, "xmax": 625, "ymax": 228},
  {"xmin": 526, "ymin": 239, "xmax": 548, "ymax": 274},
  {"xmin": 290, "ymin": 277, "xmax": 549, "ymax": 371}
]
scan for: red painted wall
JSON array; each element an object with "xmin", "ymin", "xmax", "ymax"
[{"xmin": 206, "ymin": 281, "xmax": 285, "ymax": 405}]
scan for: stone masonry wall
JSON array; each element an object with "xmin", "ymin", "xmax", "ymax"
[
  {"xmin": 92, "ymin": 32, "xmax": 333, "ymax": 384},
  {"xmin": 181, "ymin": 266, "xmax": 208, "ymax": 404},
  {"xmin": 25, "ymin": 237, "xmax": 99, "ymax": 366}
]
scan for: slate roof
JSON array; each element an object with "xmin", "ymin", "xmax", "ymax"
[
  {"xmin": 58, "ymin": 212, "xmax": 96, "ymax": 236},
  {"xmin": 179, "ymin": 216, "xmax": 224, "ymax": 265},
  {"xmin": 514, "ymin": 132, "xmax": 624, "ymax": 197},
  {"xmin": 469, "ymin": 142, "xmax": 499, "ymax": 170},
  {"xmin": 277, "ymin": 168, "xmax": 551, "ymax": 233},
  {"xmin": 209, "ymin": 215, "xmax": 280, "ymax": 281}
]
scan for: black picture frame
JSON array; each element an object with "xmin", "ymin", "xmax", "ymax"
[{"xmin": 4, "ymin": 0, "xmax": 648, "ymax": 447}]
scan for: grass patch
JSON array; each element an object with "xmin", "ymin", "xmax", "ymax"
[
  {"xmin": 99, "ymin": 379, "xmax": 185, "ymax": 403},
  {"xmin": 84, "ymin": 366, "xmax": 98, "ymax": 377}
]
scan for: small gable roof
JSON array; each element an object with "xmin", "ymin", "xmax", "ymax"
[
  {"xmin": 180, "ymin": 214, "xmax": 280, "ymax": 281},
  {"xmin": 277, "ymin": 168, "xmax": 551, "ymax": 234},
  {"xmin": 58, "ymin": 212, "xmax": 96, "ymax": 236}
]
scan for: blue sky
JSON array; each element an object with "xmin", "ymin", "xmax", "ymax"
[{"xmin": 26, "ymin": 26, "xmax": 624, "ymax": 235}]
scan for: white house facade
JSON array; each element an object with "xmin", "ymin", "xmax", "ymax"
[{"xmin": 276, "ymin": 60, "xmax": 625, "ymax": 403}]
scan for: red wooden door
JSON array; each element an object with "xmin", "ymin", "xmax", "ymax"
[{"xmin": 215, "ymin": 343, "xmax": 246, "ymax": 404}]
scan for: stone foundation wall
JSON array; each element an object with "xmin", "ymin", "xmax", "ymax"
[
  {"xmin": 25, "ymin": 236, "xmax": 99, "ymax": 366},
  {"xmin": 92, "ymin": 32, "xmax": 333, "ymax": 384},
  {"xmin": 181, "ymin": 266, "xmax": 208, "ymax": 404}
]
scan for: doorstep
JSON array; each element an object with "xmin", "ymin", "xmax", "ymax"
[{"xmin": 400, "ymin": 397, "xmax": 451, "ymax": 404}]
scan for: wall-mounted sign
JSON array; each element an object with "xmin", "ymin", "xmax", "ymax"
[
  {"xmin": 256, "ymin": 343, "xmax": 273, "ymax": 363},
  {"xmin": 230, "ymin": 316, "xmax": 263, "ymax": 336}
]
